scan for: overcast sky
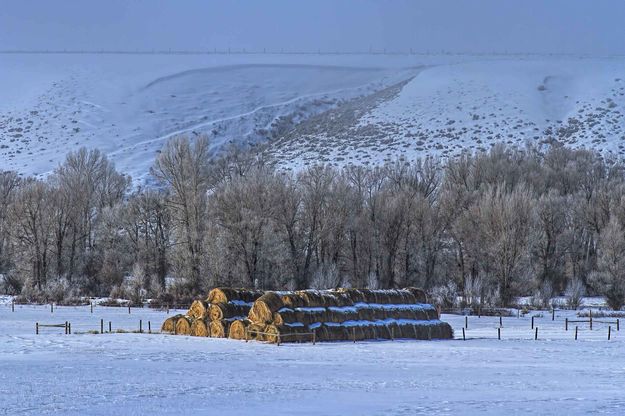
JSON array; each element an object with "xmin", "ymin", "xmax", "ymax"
[{"xmin": 1, "ymin": 0, "xmax": 624, "ymax": 54}]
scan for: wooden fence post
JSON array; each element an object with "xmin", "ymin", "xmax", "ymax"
[
  {"xmin": 109, "ymin": 321, "xmax": 112, "ymax": 333},
  {"xmin": 499, "ymin": 315, "xmax": 503, "ymax": 327},
  {"xmin": 36, "ymin": 322, "xmax": 39, "ymax": 335},
  {"xmin": 608, "ymin": 326, "xmax": 612, "ymax": 341},
  {"xmin": 50, "ymin": 303, "xmax": 53, "ymax": 313},
  {"xmin": 575, "ymin": 326, "xmax": 578, "ymax": 340},
  {"xmin": 534, "ymin": 327, "xmax": 538, "ymax": 340},
  {"xmin": 148, "ymin": 321, "xmax": 151, "ymax": 334},
  {"xmin": 565, "ymin": 318, "xmax": 568, "ymax": 331},
  {"xmin": 166, "ymin": 304, "xmax": 169, "ymax": 314},
  {"xmin": 498, "ymin": 327, "xmax": 501, "ymax": 340},
  {"xmin": 11, "ymin": 299, "xmax": 14, "ymax": 312},
  {"xmin": 531, "ymin": 316, "xmax": 534, "ymax": 329},
  {"xmin": 65, "ymin": 321, "xmax": 68, "ymax": 335},
  {"xmin": 618, "ymin": 319, "xmax": 620, "ymax": 331},
  {"xmin": 68, "ymin": 322, "xmax": 71, "ymax": 334},
  {"xmin": 128, "ymin": 304, "xmax": 131, "ymax": 314},
  {"xmin": 139, "ymin": 320, "xmax": 143, "ymax": 333},
  {"xmin": 352, "ymin": 327, "xmax": 356, "ymax": 343},
  {"xmin": 462, "ymin": 327, "xmax": 466, "ymax": 341},
  {"xmin": 90, "ymin": 303, "xmax": 93, "ymax": 314},
  {"xmin": 552, "ymin": 309, "xmax": 555, "ymax": 321},
  {"xmin": 465, "ymin": 316, "xmax": 468, "ymax": 329},
  {"xmin": 100, "ymin": 319, "xmax": 103, "ymax": 334},
  {"xmin": 590, "ymin": 315, "xmax": 593, "ymax": 330}
]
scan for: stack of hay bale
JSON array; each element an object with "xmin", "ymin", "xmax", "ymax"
[
  {"xmin": 160, "ymin": 288, "xmax": 263, "ymax": 337},
  {"xmin": 162, "ymin": 287, "xmax": 452, "ymax": 343},
  {"xmin": 246, "ymin": 288, "xmax": 452, "ymax": 343}
]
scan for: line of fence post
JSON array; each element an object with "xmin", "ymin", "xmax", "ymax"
[
  {"xmin": 90, "ymin": 303, "xmax": 93, "ymax": 314},
  {"xmin": 618, "ymin": 319, "xmax": 620, "ymax": 331},
  {"xmin": 498, "ymin": 327, "xmax": 501, "ymax": 340},
  {"xmin": 499, "ymin": 315, "xmax": 503, "ymax": 327},
  {"xmin": 465, "ymin": 316, "xmax": 468, "ymax": 329},
  {"xmin": 50, "ymin": 303, "xmax": 53, "ymax": 313},
  {"xmin": 68, "ymin": 322, "xmax": 71, "ymax": 334},
  {"xmin": 352, "ymin": 327, "xmax": 356, "ymax": 343},
  {"xmin": 552, "ymin": 309, "xmax": 555, "ymax": 321},
  {"xmin": 128, "ymin": 304, "xmax": 131, "ymax": 314},
  {"xmin": 65, "ymin": 321, "xmax": 68, "ymax": 335},
  {"xmin": 11, "ymin": 300, "xmax": 14, "ymax": 312}
]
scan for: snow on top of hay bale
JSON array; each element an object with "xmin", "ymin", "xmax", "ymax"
[{"xmin": 206, "ymin": 288, "xmax": 264, "ymax": 304}]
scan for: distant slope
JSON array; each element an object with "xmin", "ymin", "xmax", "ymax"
[{"xmin": 2, "ymin": 54, "xmax": 625, "ymax": 182}]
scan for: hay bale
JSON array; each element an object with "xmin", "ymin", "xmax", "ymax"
[
  {"xmin": 209, "ymin": 320, "xmax": 230, "ymax": 338},
  {"xmin": 249, "ymin": 292, "xmax": 284, "ymax": 324},
  {"xmin": 161, "ymin": 314, "xmax": 185, "ymax": 333},
  {"xmin": 280, "ymin": 292, "xmax": 307, "ymax": 308},
  {"xmin": 264, "ymin": 324, "xmax": 310, "ymax": 343},
  {"xmin": 336, "ymin": 288, "xmax": 417, "ymax": 304},
  {"xmin": 209, "ymin": 302, "xmax": 251, "ymax": 321},
  {"xmin": 247, "ymin": 323, "xmax": 268, "ymax": 341},
  {"xmin": 175, "ymin": 316, "xmax": 193, "ymax": 335},
  {"xmin": 228, "ymin": 319, "xmax": 251, "ymax": 340},
  {"xmin": 296, "ymin": 290, "xmax": 352, "ymax": 307},
  {"xmin": 207, "ymin": 288, "xmax": 264, "ymax": 304},
  {"xmin": 188, "ymin": 300, "xmax": 209, "ymax": 320},
  {"xmin": 191, "ymin": 319, "xmax": 209, "ymax": 337},
  {"xmin": 403, "ymin": 287, "xmax": 428, "ymax": 303},
  {"xmin": 315, "ymin": 324, "xmax": 350, "ymax": 342}
]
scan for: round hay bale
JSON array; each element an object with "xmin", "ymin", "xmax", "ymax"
[
  {"xmin": 403, "ymin": 287, "xmax": 428, "ymax": 303},
  {"xmin": 296, "ymin": 290, "xmax": 352, "ymax": 307},
  {"xmin": 209, "ymin": 320, "xmax": 230, "ymax": 338},
  {"xmin": 249, "ymin": 292, "xmax": 284, "ymax": 324},
  {"xmin": 191, "ymin": 319, "xmax": 209, "ymax": 337},
  {"xmin": 175, "ymin": 316, "xmax": 193, "ymax": 335},
  {"xmin": 264, "ymin": 324, "xmax": 310, "ymax": 343},
  {"xmin": 188, "ymin": 300, "xmax": 209, "ymax": 320},
  {"xmin": 209, "ymin": 303, "xmax": 252, "ymax": 321},
  {"xmin": 281, "ymin": 292, "xmax": 306, "ymax": 308},
  {"xmin": 207, "ymin": 288, "xmax": 264, "ymax": 304},
  {"xmin": 247, "ymin": 323, "xmax": 268, "ymax": 341},
  {"xmin": 161, "ymin": 314, "xmax": 185, "ymax": 333},
  {"xmin": 316, "ymin": 324, "xmax": 350, "ymax": 342},
  {"xmin": 228, "ymin": 319, "xmax": 250, "ymax": 340}
]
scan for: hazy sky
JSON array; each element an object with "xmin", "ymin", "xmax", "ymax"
[{"xmin": 1, "ymin": 0, "xmax": 624, "ymax": 54}]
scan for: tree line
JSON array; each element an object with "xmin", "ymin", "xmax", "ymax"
[{"xmin": 2, "ymin": 136, "xmax": 625, "ymax": 309}]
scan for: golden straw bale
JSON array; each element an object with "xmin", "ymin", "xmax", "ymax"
[
  {"xmin": 206, "ymin": 288, "xmax": 264, "ymax": 304},
  {"xmin": 161, "ymin": 314, "xmax": 185, "ymax": 333},
  {"xmin": 228, "ymin": 319, "xmax": 250, "ymax": 340},
  {"xmin": 209, "ymin": 303, "xmax": 251, "ymax": 321},
  {"xmin": 249, "ymin": 292, "xmax": 284, "ymax": 324},
  {"xmin": 175, "ymin": 316, "xmax": 193, "ymax": 335},
  {"xmin": 188, "ymin": 300, "xmax": 209, "ymax": 320},
  {"xmin": 280, "ymin": 293, "xmax": 306, "ymax": 308},
  {"xmin": 209, "ymin": 320, "xmax": 230, "ymax": 338},
  {"xmin": 247, "ymin": 323, "xmax": 268, "ymax": 341},
  {"xmin": 191, "ymin": 319, "xmax": 209, "ymax": 337},
  {"xmin": 264, "ymin": 324, "xmax": 310, "ymax": 343}
]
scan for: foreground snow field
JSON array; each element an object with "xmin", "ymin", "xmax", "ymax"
[{"xmin": 2, "ymin": 303, "xmax": 625, "ymax": 415}]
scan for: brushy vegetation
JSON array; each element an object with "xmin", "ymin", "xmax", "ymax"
[{"xmin": 2, "ymin": 137, "xmax": 625, "ymax": 308}]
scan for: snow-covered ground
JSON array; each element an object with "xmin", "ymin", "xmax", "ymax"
[
  {"xmin": 3, "ymin": 53, "xmax": 625, "ymax": 184},
  {"xmin": 2, "ymin": 302, "xmax": 625, "ymax": 415}
]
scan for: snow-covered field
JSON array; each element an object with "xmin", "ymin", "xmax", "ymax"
[
  {"xmin": 3, "ymin": 53, "xmax": 625, "ymax": 184},
  {"xmin": 2, "ymin": 301, "xmax": 625, "ymax": 415}
]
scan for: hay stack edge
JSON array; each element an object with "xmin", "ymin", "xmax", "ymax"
[{"xmin": 161, "ymin": 287, "xmax": 452, "ymax": 343}]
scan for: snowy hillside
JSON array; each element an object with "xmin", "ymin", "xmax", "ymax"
[{"xmin": 2, "ymin": 54, "xmax": 625, "ymax": 182}]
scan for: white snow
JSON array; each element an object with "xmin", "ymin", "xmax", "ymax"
[{"xmin": 2, "ymin": 302, "xmax": 625, "ymax": 415}]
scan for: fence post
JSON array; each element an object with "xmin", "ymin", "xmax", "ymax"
[
  {"xmin": 69, "ymin": 322, "xmax": 71, "ymax": 334},
  {"xmin": 390, "ymin": 326, "xmax": 394, "ymax": 341},
  {"xmin": 65, "ymin": 321, "xmax": 68, "ymax": 335},
  {"xmin": 352, "ymin": 328, "xmax": 356, "ymax": 343},
  {"xmin": 498, "ymin": 327, "xmax": 501, "ymax": 340},
  {"xmin": 590, "ymin": 315, "xmax": 593, "ymax": 331},
  {"xmin": 245, "ymin": 328, "xmax": 248, "ymax": 342},
  {"xmin": 499, "ymin": 315, "xmax": 503, "ymax": 327},
  {"xmin": 36, "ymin": 322, "xmax": 39, "ymax": 335},
  {"xmin": 462, "ymin": 327, "xmax": 466, "ymax": 341},
  {"xmin": 575, "ymin": 326, "xmax": 578, "ymax": 340},
  {"xmin": 465, "ymin": 316, "xmax": 468, "ymax": 329},
  {"xmin": 90, "ymin": 303, "xmax": 93, "ymax": 314},
  {"xmin": 166, "ymin": 304, "xmax": 169, "ymax": 314},
  {"xmin": 531, "ymin": 316, "xmax": 534, "ymax": 329},
  {"xmin": 128, "ymin": 304, "xmax": 131, "ymax": 314},
  {"xmin": 139, "ymin": 320, "xmax": 143, "ymax": 333},
  {"xmin": 109, "ymin": 321, "xmax": 112, "ymax": 333},
  {"xmin": 552, "ymin": 309, "xmax": 555, "ymax": 321},
  {"xmin": 51, "ymin": 303, "xmax": 53, "ymax": 313},
  {"xmin": 148, "ymin": 321, "xmax": 151, "ymax": 334},
  {"xmin": 609, "ymin": 326, "xmax": 612, "ymax": 341},
  {"xmin": 276, "ymin": 334, "xmax": 281, "ymax": 346},
  {"xmin": 11, "ymin": 299, "xmax": 14, "ymax": 312},
  {"xmin": 565, "ymin": 318, "xmax": 568, "ymax": 331},
  {"xmin": 534, "ymin": 327, "xmax": 538, "ymax": 340},
  {"xmin": 618, "ymin": 319, "xmax": 620, "ymax": 331}
]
